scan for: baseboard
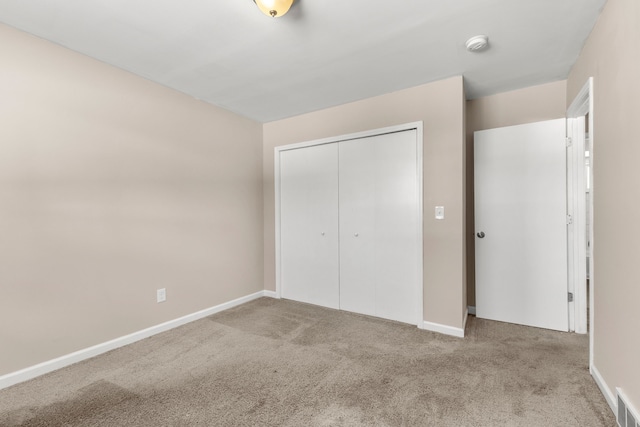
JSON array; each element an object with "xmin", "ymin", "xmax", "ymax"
[
  {"xmin": 591, "ymin": 364, "xmax": 616, "ymax": 415},
  {"xmin": 263, "ymin": 290, "xmax": 278, "ymax": 298},
  {"xmin": 422, "ymin": 319, "xmax": 465, "ymax": 338},
  {"xmin": 468, "ymin": 306, "xmax": 476, "ymax": 316},
  {"xmin": 463, "ymin": 307, "xmax": 469, "ymax": 332},
  {"xmin": 0, "ymin": 290, "xmax": 270, "ymax": 391}
]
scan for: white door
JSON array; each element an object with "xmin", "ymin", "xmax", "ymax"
[
  {"xmin": 474, "ymin": 119, "xmax": 568, "ymax": 331},
  {"xmin": 279, "ymin": 143, "xmax": 340, "ymax": 309},
  {"xmin": 339, "ymin": 130, "xmax": 419, "ymax": 324}
]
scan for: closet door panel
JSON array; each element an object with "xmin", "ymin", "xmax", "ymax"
[
  {"xmin": 337, "ymin": 141, "xmax": 377, "ymax": 317},
  {"xmin": 280, "ymin": 144, "xmax": 339, "ymax": 309},
  {"xmin": 372, "ymin": 130, "xmax": 419, "ymax": 324},
  {"xmin": 339, "ymin": 131, "xmax": 419, "ymax": 324}
]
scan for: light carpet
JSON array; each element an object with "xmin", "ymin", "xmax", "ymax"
[{"xmin": 0, "ymin": 297, "xmax": 615, "ymax": 426}]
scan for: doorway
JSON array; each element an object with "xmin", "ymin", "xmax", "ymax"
[{"xmin": 566, "ymin": 78, "xmax": 594, "ymax": 366}]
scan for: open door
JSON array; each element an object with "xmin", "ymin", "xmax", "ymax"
[{"xmin": 474, "ymin": 119, "xmax": 568, "ymax": 332}]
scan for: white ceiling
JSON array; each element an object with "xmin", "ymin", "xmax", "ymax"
[{"xmin": 0, "ymin": 0, "xmax": 606, "ymax": 122}]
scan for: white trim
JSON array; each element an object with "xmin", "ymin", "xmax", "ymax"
[
  {"xmin": 468, "ymin": 306, "xmax": 476, "ymax": 316},
  {"xmin": 462, "ymin": 307, "xmax": 469, "ymax": 332},
  {"xmin": 566, "ymin": 116, "xmax": 587, "ymax": 334},
  {"xmin": 566, "ymin": 118, "xmax": 575, "ymax": 333},
  {"xmin": 566, "ymin": 78, "xmax": 594, "ymax": 364},
  {"xmin": 591, "ymin": 364, "xmax": 616, "ymax": 415},
  {"xmin": 275, "ymin": 122, "xmax": 423, "ymax": 153},
  {"xmin": 587, "ymin": 81, "xmax": 595, "ymax": 367},
  {"xmin": 0, "ymin": 290, "xmax": 269, "ymax": 390},
  {"xmin": 263, "ymin": 290, "xmax": 279, "ymax": 299},
  {"xmin": 415, "ymin": 124, "xmax": 424, "ymax": 328},
  {"xmin": 274, "ymin": 122, "xmax": 424, "ymax": 327},
  {"xmin": 422, "ymin": 320, "xmax": 465, "ymax": 338},
  {"xmin": 274, "ymin": 148, "xmax": 283, "ymax": 300},
  {"xmin": 567, "ymin": 79, "xmax": 592, "ymax": 116}
]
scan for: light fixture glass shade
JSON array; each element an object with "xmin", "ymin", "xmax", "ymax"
[{"xmin": 255, "ymin": 0, "xmax": 293, "ymax": 17}]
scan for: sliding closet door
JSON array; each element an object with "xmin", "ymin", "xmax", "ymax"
[
  {"xmin": 279, "ymin": 144, "xmax": 340, "ymax": 309},
  {"xmin": 339, "ymin": 130, "xmax": 419, "ymax": 324}
]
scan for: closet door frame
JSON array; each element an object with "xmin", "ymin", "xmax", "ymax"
[{"xmin": 274, "ymin": 122, "xmax": 424, "ymax": 326}]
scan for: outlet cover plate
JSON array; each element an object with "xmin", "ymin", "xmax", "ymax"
[{"xmin": 157, "ymin": 288, "xmax": 166, "ymax": 303}]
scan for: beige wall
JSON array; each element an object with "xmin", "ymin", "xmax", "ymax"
[
  {"xmin": 0, "ymin": 24, "xmax": 264, "ymax": 376},
  {"xmin": 465, "ymin": 81, "xmax": 568, "ymax": 306},
  {"xmin": 263, "ymin": 77, "xmax": 466, "ymax": 329},
  {"xmin": 567, "ymin": 0, "xmax": 640, "ymax": 409}
]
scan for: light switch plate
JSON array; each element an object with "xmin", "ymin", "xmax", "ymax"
[{"xmin": 435, "ymin": 206, "xmax": 445, "ymax": 220}]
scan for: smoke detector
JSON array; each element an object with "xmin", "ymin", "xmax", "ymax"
[{"xmin": 465, "ymin": 35, "xmax": 489, "ymax": 52}]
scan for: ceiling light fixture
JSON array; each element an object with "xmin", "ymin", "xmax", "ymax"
[
  {"xmin": 254, "ymin": 0, "xmax": 293, "ymax": 18},
  {"xmin": 465, "ymin": 35, "xmax": 489, "ymax": 52}
]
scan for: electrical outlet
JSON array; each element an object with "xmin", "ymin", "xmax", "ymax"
[{"xmin": 157, "ymin": 288, "xmax": 166, "ymax": 303}]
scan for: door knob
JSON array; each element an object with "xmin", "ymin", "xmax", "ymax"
[
  {"xmin": 321, "ymin": 232, "xmax": 325, "ymax": 236},
  {"xmin": 476, "ymin": 231, "xmax": 485, "ymax": 238},
  {"xmin": 354, "ymin": 233, "xmax": 359, "ymax": 237}
]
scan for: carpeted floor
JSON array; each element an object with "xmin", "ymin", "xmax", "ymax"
[{"xmin": 0, "ymin": 298, "xmax": 615, "ymax": 426}]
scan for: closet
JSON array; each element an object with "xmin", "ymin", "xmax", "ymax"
[{"xmin": 277, "ymin": 126, "xmax": 422, "ymax": 325}]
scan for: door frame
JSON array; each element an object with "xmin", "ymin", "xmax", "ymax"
[
  {"xmin": 566, "ymin": 78, "xmax": 594, "ymax": 363},
  {"xmin": 274, "ymin": 122, "xmax": 424, "ymax": 326}
]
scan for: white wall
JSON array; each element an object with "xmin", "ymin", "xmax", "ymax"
[
  {"xmin": 263, "ymin": 77, "xmax": 467, "ymax": 331},
  {"xmin": 0, "ymin": 24, "xmax": 264, "ymax": 376},
  {"xmin": 567, "ymin": 0, "xmax": 640, "ymax": 411}
]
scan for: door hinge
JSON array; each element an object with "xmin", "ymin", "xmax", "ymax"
[
  {"xmin": 568, "ymin": 292, "xmax": 574, "ymax": 302},
  {"xmin": 566, "ymin": 137, "xmax": 573, "ymax": 147},
  {"xmin": 566, "ymin": 214, "xmax": 573, "ymax": 225}
]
